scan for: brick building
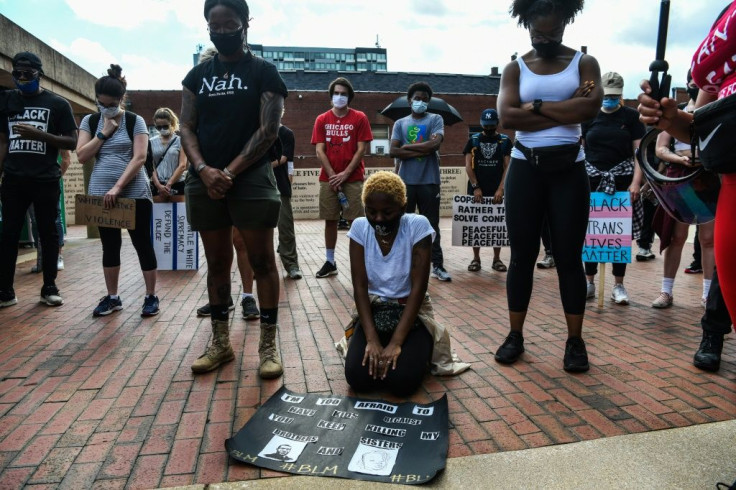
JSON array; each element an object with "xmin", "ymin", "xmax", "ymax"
[{"xmin": 126, "ymin": 69, "xmax": 503, "ymax": 170}]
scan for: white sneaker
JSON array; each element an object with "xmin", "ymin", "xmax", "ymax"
[
  {"xmin": 431, "ymin": 266, "xmax": 452, "ymax": 282},
  {"xmin": 586, "ymin": 282, "xmax": 595, "ymax": 299},
  {"xmin": 57, "ymin": 255, "xmax": 64, "ymax": 271},
  {"xmin": 537, "ymin": 254, "xmax": 556, "ymax": 269},
  {"xmin": 652, "ymin": 292, "xmax": 673, "ymax": 309},
  {"xmin": 611, "ymin": 284, "xmax": 629, "ymax": 305}
]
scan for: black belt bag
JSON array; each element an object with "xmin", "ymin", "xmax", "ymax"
[
  {"xmin": 692, "ymin": 93, "xmax": 736, "ymax": 174},
  {"xmin": 514, "ymin": 140, "xmax": 581, "ymax": 173}
]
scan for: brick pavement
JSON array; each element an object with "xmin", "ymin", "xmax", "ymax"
[{"xmin": 0, "ymin": 219, "xmax": 733, "ymax": 489}]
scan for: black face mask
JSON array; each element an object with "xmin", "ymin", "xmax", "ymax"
[
  {"xmin": 482, "ymin": 126, "xmax": 497, "ymax": 135},
  {"xmin": 687, "ymin": 86, "xmax": 700, "ymax": 101},
  {"xmin": 367, "ymin": 216, "xmax": 402, "ymax": 237},
  {"xmin": 532, "ymin": 39, "xmax": 562, "ymax": 59},
  {"xmin": 210, "ymin": 29, "xmax": 244, "ymax": 56}
]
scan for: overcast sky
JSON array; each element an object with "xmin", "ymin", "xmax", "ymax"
[{"xmin": 1, "ymin": 0, "xmax": 728, "ymax": 99}]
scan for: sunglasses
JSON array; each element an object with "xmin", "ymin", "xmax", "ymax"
[
  {"xmin": 155, "ymin": 125, "xmax": 170, "ymax": 131},
  {"xmin": 12, "ymin": 69, "xmax": 38, "ymax": 79}
]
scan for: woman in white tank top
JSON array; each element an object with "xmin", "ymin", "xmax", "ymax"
[{"xmin": 495, "ymin": 0, "xmax": 602, "ymax": 373}]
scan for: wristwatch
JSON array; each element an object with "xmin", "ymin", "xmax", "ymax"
[
  {"xmin": 223, "ymin": 167, "xmax": 236, "ymax": 179},
  {"xmin": 532, "ymin": 99, "xmax": 543, "ymax": 114},
  {"xmin": 471, "ymin": 183, "xmax": 479, "ymax": 190},
  {"xmin": 96, "ymin": 131, "xmax": 109, "ymax": 141},
  {"xmin": 195, "ymin": 162, "xmax": 207, "ymax": 174}
]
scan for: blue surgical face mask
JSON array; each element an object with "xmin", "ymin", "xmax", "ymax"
[
  {"xmin": 411, "ymin": 100, "xmax": 428, "ymax": 114},
  {"xmin": 602, "ymin": 97, "xmax": 620, "ymax": 110},
  {"xmin": 14, "ymin": 77, "xmax": 40, "ymax": 94}
]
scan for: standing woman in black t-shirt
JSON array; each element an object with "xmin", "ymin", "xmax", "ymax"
[
  {"xmin": 180, "ymin": 0, "xmax": 288, "ymax": 378},
  {"xmin": 581, "ymin": 72, "xmax": 646, "ymax": 306}
]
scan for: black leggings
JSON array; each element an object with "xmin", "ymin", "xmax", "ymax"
[
  {"xmin": 505, "ymin": 158, "xmax": 590, "ymax": 315},
  {"xmin": 98, "ymin": 199, "xmax": 157, "ymax": 271},
  {"xmin": 345, "ymin": 321, "xmax": 433, "ymax": 397}
]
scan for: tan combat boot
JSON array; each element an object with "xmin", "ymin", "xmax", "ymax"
[
  {"xmin": 258, "ymin": 324, "xmax": 283, "ymax": 379},
  {"xmin": 191, "ymin": 319, "xmax": 235, "ymax": 374}
]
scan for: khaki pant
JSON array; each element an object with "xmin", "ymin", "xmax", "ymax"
[{"xmin": 277, "ymin": 194, "xmax": 299, "ymax": 271}]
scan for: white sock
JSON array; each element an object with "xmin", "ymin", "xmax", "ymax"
[
  {"xmin": 326, "ymin": 249, "xmax": 335, "ymax": 264},
  {"xmin": 110, "ymin": 294, "xmax": 119, "ymax": 300},
  {"xmin": 241, "ymin": 292, "xmax": 254, "ymax": 299},
  {"xmin": 703, "ymin": 279, "xmax": 712, "ymax": 300},
  {"xmin": 662, "ymin": 277, "xmax": 674, "ymax": 295}
]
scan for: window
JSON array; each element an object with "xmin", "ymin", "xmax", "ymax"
[{"xmin": 370, "ymin": 125, "xmax": 390, "ymax": 155}]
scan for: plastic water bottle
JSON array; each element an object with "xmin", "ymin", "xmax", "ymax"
[{"xmin": 337, "ymin": 191, "xmax": 349, "ymax": 211}]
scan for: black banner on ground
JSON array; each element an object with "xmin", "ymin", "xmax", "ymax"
[{"xmin": 225, "ymin": 386, "xmax": 448, "ymax": 484}]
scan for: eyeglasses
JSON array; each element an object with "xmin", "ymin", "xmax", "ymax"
[
  {"xmin": 207, "ymin": 24, "xmax": 243, "ymax": 34},
  {"xmin": 12, "ymin": 69, "xmax": 38, "ymax": 79},
  {"xmin": 155, "ymin": 125, "xmax": 170, "ymax": 131}
]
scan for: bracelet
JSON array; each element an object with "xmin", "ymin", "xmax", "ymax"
[
  {"xmin": 223, "ymin": 167, "xmax": 236, "ymax": 179},
  {"xmin": 195, "ymin": 162, "xmax": 207, "ymax": 174}
]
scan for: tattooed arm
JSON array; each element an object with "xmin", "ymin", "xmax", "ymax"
[
  {"xmin": 226, "ymin": 91, "xmax": 284, "ymax": 174},
  {"xmin": 180, "ymin": 86, "xmax": 232, "ymax": 197}
]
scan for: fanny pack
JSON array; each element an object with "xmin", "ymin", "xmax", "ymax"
[
  {"xmin": 691, "ymin": 93, "xmax": 736, "ymax": 174},
  {"xmin": 514, "ymin": 140, "xmax": 581, "ymax": 173}
]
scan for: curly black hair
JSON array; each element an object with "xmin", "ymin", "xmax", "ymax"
[
  {"xmin": 407, "ymin": 81, "xmax": 433, "ymax": 101},
  {"xmin": 509, "ymin": 0, "xmax": 584, "ymax": 28}
]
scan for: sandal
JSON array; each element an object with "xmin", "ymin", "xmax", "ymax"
[
  {"xmin": 492, "ymin": 259, "xmax": 507, "ymax": 272},
  {"xmin": 467, "ymin": 259, "xmax": 481, "ymax": 272}
]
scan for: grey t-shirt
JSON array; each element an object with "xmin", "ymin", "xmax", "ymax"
[
  {"xmin": 151, "ymin": 135, "xmax": 183, "ymax": 183},
  {"xmin": 80, "ymin": 113, "xmax": 152, "ymax": 200},
  {"xmin": 391, "ymin": 113, "xmax": 444, "ymax": 185}
]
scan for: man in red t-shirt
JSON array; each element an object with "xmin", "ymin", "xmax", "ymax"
[{"xmin": 311, "ymin": 77, "xmax": 373, "ymax": 278}]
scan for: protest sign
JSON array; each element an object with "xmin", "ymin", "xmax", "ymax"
[
  {"xmin": 583, "ymin": 192, "xmax": 632, "ymax": 264},
  {"xmin": 74, "ymin": 194, "xmax": 136, "ymax": 229},
  {"xmin": 451, "ymin": 194, "xmax": 508, "ymax": 247},
  {"xmin": 227, "ymin": 387, "xmax": 448, "ymax": 485},
  {"xmin": 151, "ymin": 202, "xmax": 199, "ymax": 270}
]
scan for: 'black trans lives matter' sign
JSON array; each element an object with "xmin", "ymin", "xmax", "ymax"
[{"xmin": 226, "ymin": 387, "xmax": 449, "ymax": 484}]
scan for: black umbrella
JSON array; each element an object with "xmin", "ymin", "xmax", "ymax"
[{"xmin": 379, "ymin": 96, "xmax": 464, "ymax": 126}]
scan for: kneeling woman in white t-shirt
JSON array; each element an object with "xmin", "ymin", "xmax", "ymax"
[{"xmin": 342, "ymin": 171, "xmax": 469, "ymax": 396}]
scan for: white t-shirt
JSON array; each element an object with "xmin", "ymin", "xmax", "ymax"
[{"xmin": 347, "ymin": 214, "xmax": 435, "ymax": 299}]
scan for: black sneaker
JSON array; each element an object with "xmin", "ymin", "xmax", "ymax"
[
  {"xmin": 563, "ymin": 337, "xmax": 590, "ymax": 372},
  {"xmin": 684, "ymin": 261, "xmax": 703, "ymax": 274},
  {"xmin": 93, "ymin": 295, "xmax": 123, "ymax": 317},
  {"xmin": 241, "ymin": 296, "xmax": 260, "ymax": 320},
  {"xmin": 494, "ymin": 331, "xmax": 524, "ymax": 364},
  {"xmin": 316, "ymin": 261, "xmax": 338, "ymax": 278},
  {"xmin": 196, "ymin": 297, "xmax": 235, "ymax": 316},
  {"xmin": 0, "ymin": 289, "xmax": 18, "ymax": 308},
  {"xmin": 693, "ymin": 331, "xmax": 724, "ymax": 372},
  {"xmin": 40, "ymin": 285, "xmax": 63, "ymax": 306},
  {"xmin": 141, "ymin": 295, "xmax": 160, "ymax": 317}
]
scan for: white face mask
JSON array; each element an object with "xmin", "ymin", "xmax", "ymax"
[
  {"xmin": 332, "ymin": 94, "xmax": 348, "ymax": 109},
  {"xmin": 97, "ymin": 104, "xmax": 120, "ymax": 119},
  {"xmin": 159, "ymin": 129, "xmax": 171, "ymax": 137}
]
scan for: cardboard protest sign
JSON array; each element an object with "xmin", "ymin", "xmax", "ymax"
[
  {"xmin": 451, "ymin": 194, "xmax": 508, "ymax": 247},
  {"xmin": 151, "ymin": 202, "xmax": 199, "ymax": 270},
  {"xmin": 74, "ymin": 194, "xmax": 136, "ymax": 229},
  {"xmin": 583, "ymin": 192, "xmax": 632, "ymax": 264},
  {"xmin": 226, "ymin": 387, "xmax": 448, "ymax": 485}
]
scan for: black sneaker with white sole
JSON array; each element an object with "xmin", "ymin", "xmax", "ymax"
[
  {"xmin": 0, "ymin": 290, "xmax": 18, "ymax": 308},
  {"xmin": 241, "ymin": 296, "xmax": 260, "ymax": 320},
  {"xmin": 196, "ymin": 297, "xmax": 235, "ymax": 316},
  {"xmin": 40, "ymin": 285, "xmax": 63, "ymax": 306},
  {"xmin": 316, "ymin": 261, "xmax": 338, "ymax": 278}
]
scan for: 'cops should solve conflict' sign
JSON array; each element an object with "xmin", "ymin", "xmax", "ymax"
[
  {"xmin": 583, "ymin": 192, "xmax": 632, "ymax": 264},
  {"xmin": 451, "ymin": 195, "xmax": 509, "ymax": 247}
]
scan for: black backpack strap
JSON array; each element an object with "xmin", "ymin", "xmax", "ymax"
[
  {"xmin": 89, "ymin": 112, "xmax": 101, "ymax": 133},
  {"xmin": 123, "ymin": 111, "xmax": 137, "ymax": 141}
]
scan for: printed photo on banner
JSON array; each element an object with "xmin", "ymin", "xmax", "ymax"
[
  {"xmin": 583, "ymin": 192, "xmax": 632, "ymax": 264},
  {"xmin": 451, "ymin": 194, "xmax": 508, "ymax": 247}
]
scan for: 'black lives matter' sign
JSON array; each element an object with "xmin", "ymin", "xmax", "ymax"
[{"xmin": 226, "ymin": 387, "xmax": 448, "ymax": 485}]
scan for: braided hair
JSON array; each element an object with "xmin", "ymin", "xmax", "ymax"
[
  {"xmin": 510, "ymin": 0, "xmax": 584, "ymax": 28},
  {"xmin": 94, "ymin": 64, "xmax": 127, "ymax": 98}
]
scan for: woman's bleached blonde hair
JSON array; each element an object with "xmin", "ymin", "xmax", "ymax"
[{"xmin": 361, "ymin": 171, "xmax": 407, "ymax": 207}]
